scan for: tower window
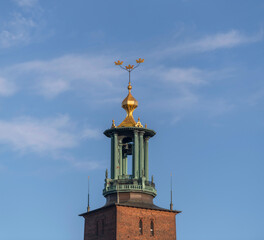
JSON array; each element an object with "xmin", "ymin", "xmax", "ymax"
[
  {"xmin": 139, "ymin": 219, "xmax": 143, "ymax": 235},
  {"xmin": 150, "ymin": 220, "xmax": 154, "ymax": 236}
]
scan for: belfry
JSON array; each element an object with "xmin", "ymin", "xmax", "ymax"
[{"xmin": 80, "ymin": 59, "xmax": 180, "ymax": 240}]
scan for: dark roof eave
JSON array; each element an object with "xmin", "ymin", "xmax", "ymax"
[
  {"xmin": 104, "ymin": 127, "xmax": 156, "ymax": 138},
  {"xmin": 79, "ymin": 203, "xmax": 181, "ymax": 217}
]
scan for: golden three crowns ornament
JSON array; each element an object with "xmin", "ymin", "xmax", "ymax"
[{"xmin": 113, "ymin": 58, "xmax": 145, "ymax": 128}]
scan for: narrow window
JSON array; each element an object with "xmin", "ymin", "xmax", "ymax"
[
  {"xmin": 139, "ymin": 219, "xmax": 143, "ymax": 235},
  {"xmin": 102, "ymin": 219, "xmax": 105, "ymax": 235},
  {"xmin": 150, "ymin": 220, "xmax": 154, "ymax": 236}
]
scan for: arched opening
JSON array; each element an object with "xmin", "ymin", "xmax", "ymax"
[
  {"xmin": 150, "ymin": 220, "xmax": 154, "ymax": 236},
  {"xmin": 122, "ymin": 137, "xmax": 133, "ymax": 177},
  {"xmin": 139, "ymin": 219, "xmax": 143, "ymax": 235}
]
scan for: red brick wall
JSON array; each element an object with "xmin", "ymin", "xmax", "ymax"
[
  {"xmin": 83, "ymin": 205, "xmax": 177, "ymax": 240},
  {"xmin": 84, "ymin": 206, "xmax": 116, "ymax": 240},
  {"xmin": 116, "ymin": 206, "xmax": 177, "ymax": 240}
]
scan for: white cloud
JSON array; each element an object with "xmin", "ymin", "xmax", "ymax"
[
  {"xmin": 52, "ymin": 154, "xmax": 104, "ymax": 171},
  {"xmin": 160, "ymin": 30, "xmax": 263, "ymax": 56},
  {"xmin": 204, "ymin": 99, "xmax": 235, "ymax": 116},
  {"xmin": 3, "ymin": 54, "xmax": 122, "ymax": 98},
  {"xmin": 154, "ymin": 90, "xmax": 234, "ymax": 125},
  {"xmin": 0, "ymin": 115, "xmax": 102, "ymax": 153},
  {"xmin": 145, "ymin": 66, "xmax": 235, "ymax": 122},
  {"xmin": 154, "ymin": 88, "xmax": 199, "ymax": 111},
  {"xmin": 0, "ymin": 115, "xmax": 77, "ymax": 152},
  {"xmin": 190, "ymin": 30, "xmax": 262, "ymax": 51},
  {"xmin": 13, "ymin": 0, "xmax": 38, "ymax": 8},
  {"xmin": 0, "ymin": 13, "xmax": 37, "ymax": 48},
  {"xmin": 0, "ymin": 0, "xmax": 43, "ymax": 48},
  {"xmin": 155, "ymin": 67, "xmax": 207, "ymax": 85},
  {"xmin": 82, "ymin": 128, "xmax": 101, "ymax": 139},
  {"xmin": 38, "ymin": 79, "xmax": 70, "ymax": 98},
  {"xmin": 0, "ymin": 77, "xmax": 16, "ymax": 96}
]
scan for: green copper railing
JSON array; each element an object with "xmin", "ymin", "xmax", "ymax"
[{"xmin": 103, "ymin": 182, "xmax": 157, "ymax": 197}]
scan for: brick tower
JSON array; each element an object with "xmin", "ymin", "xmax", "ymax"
[{"xmin": 80, "ymin": 59, "xmax": 181, "ymax": 240}]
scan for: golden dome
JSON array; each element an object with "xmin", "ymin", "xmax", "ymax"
[{"xmin": 118, "ymin": 82, "xmax": 138, "ymax": 127}]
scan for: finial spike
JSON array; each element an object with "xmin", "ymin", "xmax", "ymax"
[
  {"xmin": 170, "ymin": 172, "xmax": 173, "ymax": 211},
  {"xmin": 105, "ymin": 168, "xmax": 108, "ymax": 179},
  {"xmin": 87, "ymin": 176, "xmax": 90, "ymax": 212}
]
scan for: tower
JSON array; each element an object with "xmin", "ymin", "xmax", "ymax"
[{"xmin": 80, "ymin": 59, "xmax": 181, "ymax": 240}]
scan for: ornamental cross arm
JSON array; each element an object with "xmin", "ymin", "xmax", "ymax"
[{"xmin": 114, "ymin": 58, "xmax": 144, "ymax": 83}]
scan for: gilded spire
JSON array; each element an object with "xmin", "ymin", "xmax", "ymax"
[
  {"xmin": 118, "ymin": 82, "xmax": 138, "ymax": 127},
  {"xmin": 114, "ymin": 58, "xmax": 144, "ymax": 128}
]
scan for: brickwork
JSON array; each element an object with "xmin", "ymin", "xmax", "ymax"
[
  {"xmin": 116, "ymin": 206, "xmax": 177, "ymax": 240},
  {"xmin": 82, "ymin": 205, "xmax": 177, "ymax": 240},
  {"xmin": 83, "ymin": 206, "xmax": 116, "ymax": 240}
]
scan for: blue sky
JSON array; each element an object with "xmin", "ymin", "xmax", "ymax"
[{"xmin": 0, "ymin": 0, "xmax": 264, "ymax": 239}]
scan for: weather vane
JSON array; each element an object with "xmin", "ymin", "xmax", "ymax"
[{"xmin": 114, "ymin": 58, "xmax": 144, "ymax": 84}]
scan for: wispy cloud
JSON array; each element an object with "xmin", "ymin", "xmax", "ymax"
[
  {"xmin": 38, "ymin": 79, "xmax": 70, "ymax": 98},
  {"xmin": 0, "ymin": 77, "xmax": 16, "ymax": 96},
  {"xmin": 0, "ymin": 13, "xmax": 37, "ymax": 48},
  {"xmin": 0, "ymin": 115, "xmax": 101, "ymax": 153},
  {"xmin": 204, "ymin": 99, "xmax": 235, "ymax": 117},
  {"xmin": 0, "ymin": 115, "xmax": 77, "ymax": 152},
  {"xmin": 48, "ymin": 152, "xmax": 105, "ymax": 171},
  {"xmin": 155, "ymin": 91, "xmax": 234, "ymax": 125},
  {"xmin": 151, "ymin": 87, "xmax": 199, "ymax": 111},
  {"xmin": 0, "ymin": 0, "xmax": 42, "ymax": 48},
  {"xmin": 82, "ymin": 128, "xmax": 101, "ymax": 140},
  {"xmin": 145, "ymin": 67, "xmax": 205, "ymax": 112},
  {"xmin": 159, "ymin": 30, "xmax": 263, "ymax": 56},
  {"xmin": 1, "ymin": 54, "xmax": 122, "ymax": 98},
  {"xmin": 13, "ymin": 0, "xmax": 38, "ymax": 8},
  {"xmin": 60, "ymin": 155, "xmax": 104, "ymax": 171},
  {"xmin": 151, "ymin": 67, "xmax": 208, "ymax": 85},
  {"xmin": 188, "ymin": 30, "xmax": 262, "ymax": 51},
  {"xmin": 145, "ymin": 66, "xmax": 235, "ymax": 123}
]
